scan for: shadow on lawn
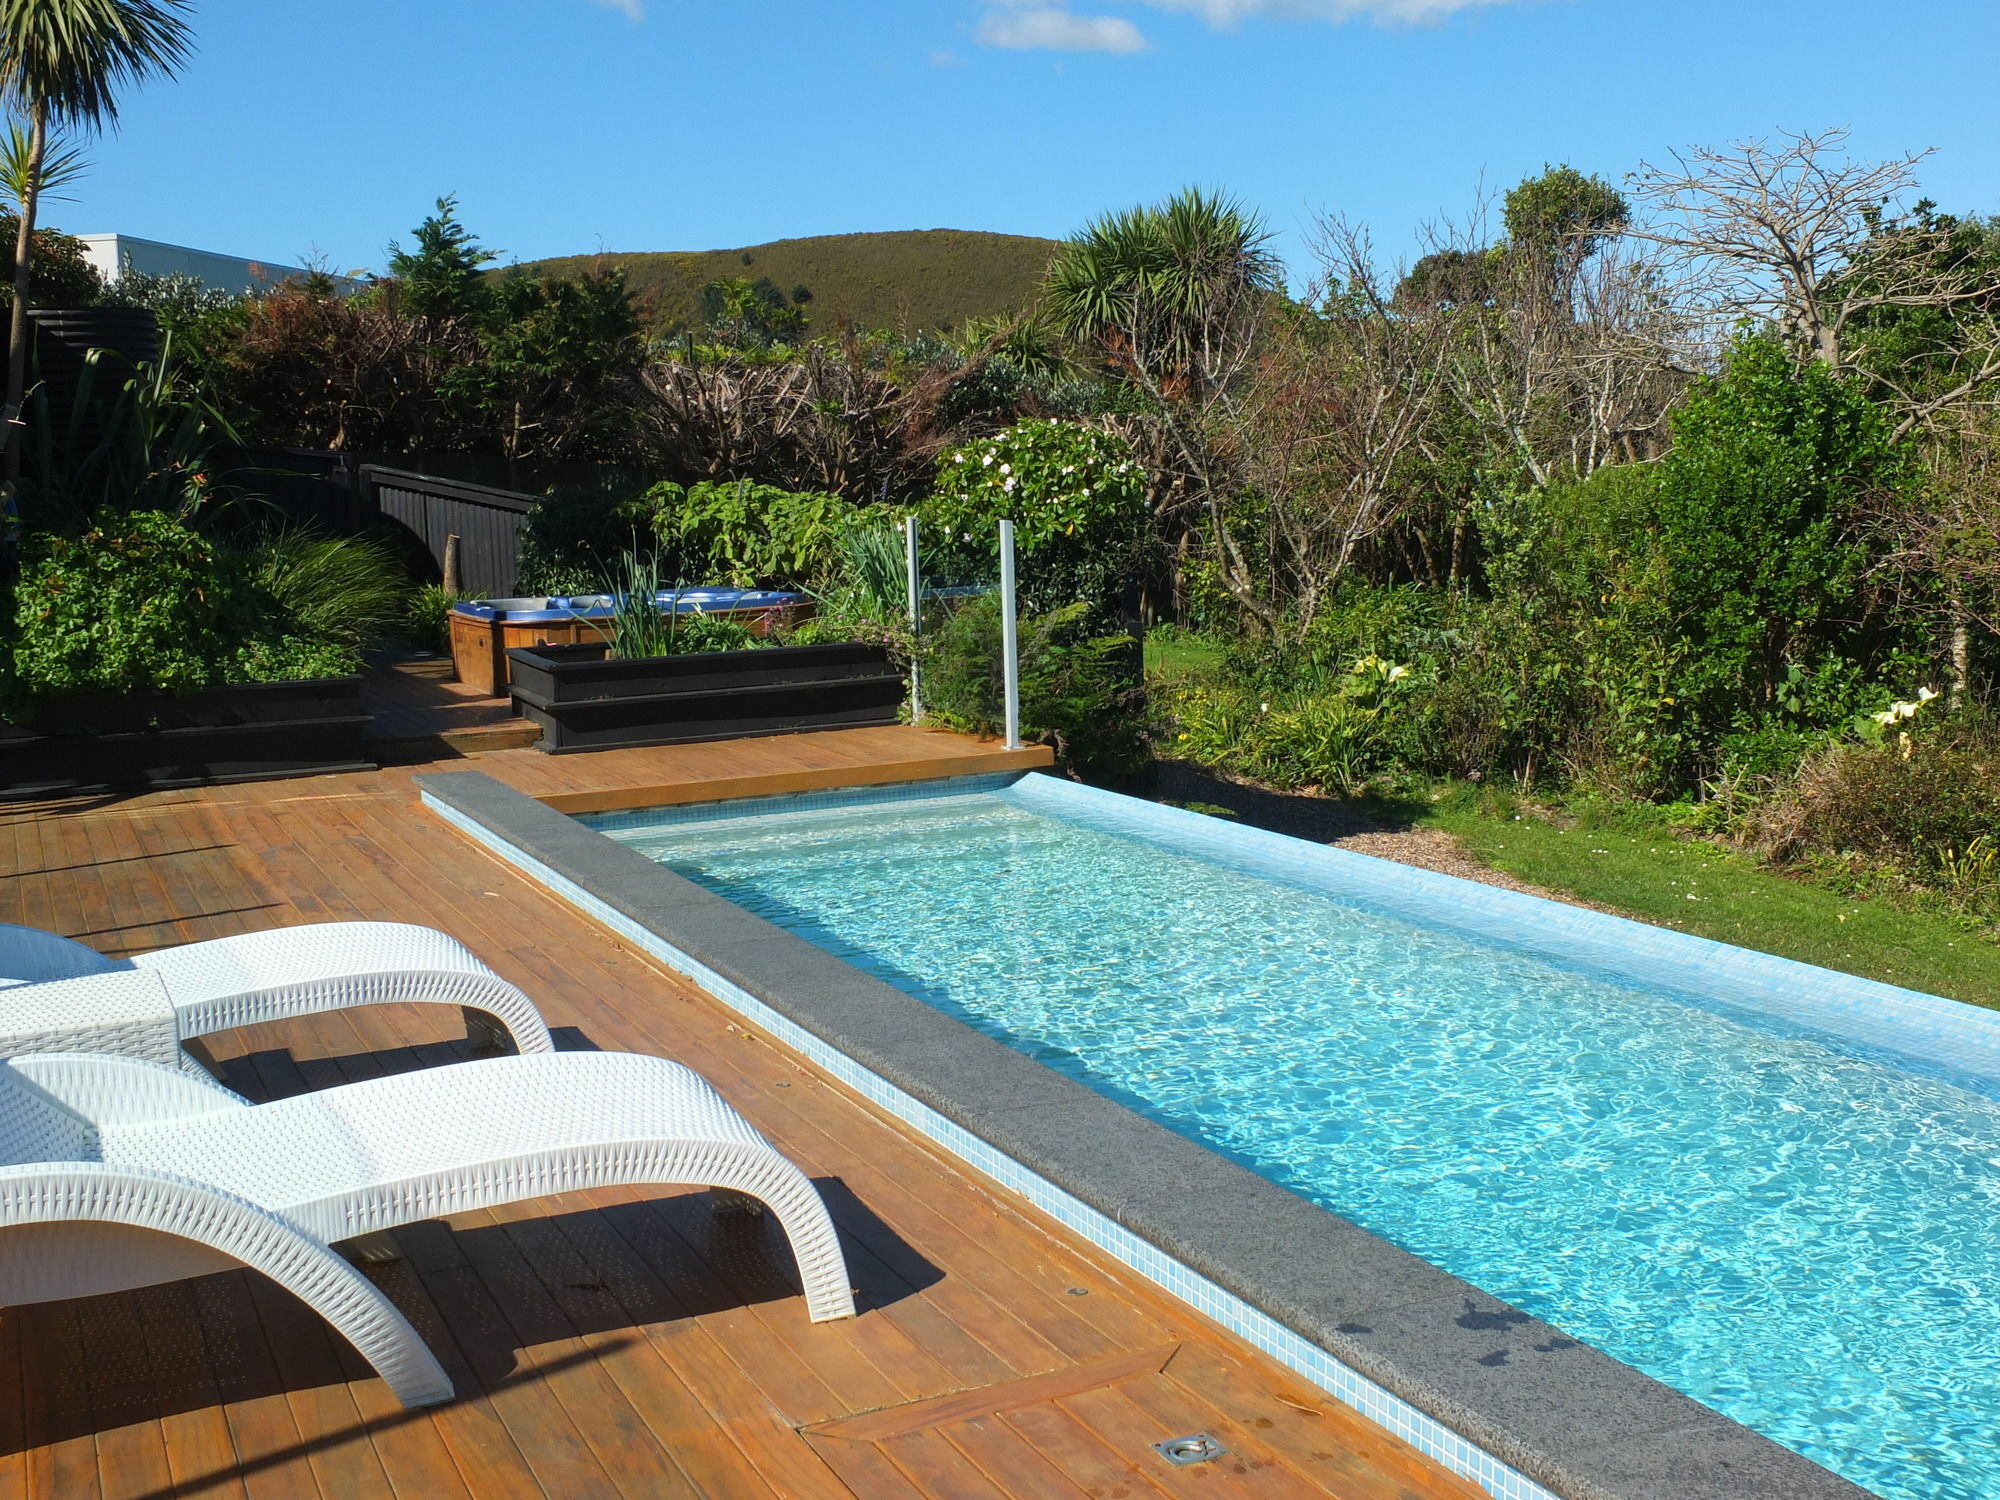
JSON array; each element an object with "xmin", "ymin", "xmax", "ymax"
[{"xmin": 1146, "ymin": 759, "xmax": 1422, "ymax": 843}]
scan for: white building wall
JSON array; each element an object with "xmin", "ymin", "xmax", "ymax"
[{"xmin": 76, "ymin": 234, "xmax": 362, "ymax": 296}]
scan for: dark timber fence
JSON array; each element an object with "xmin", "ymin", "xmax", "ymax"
[
  {"xmin": 361, "ymin": 466, "xmax": 538, "ymax": 597},
  {"xmin": 219, "ymin": 450, "xmax": 541, "ymax": 598}
]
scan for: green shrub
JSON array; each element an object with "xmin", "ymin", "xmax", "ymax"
[
  {"xmin": 5, "ymin": 513, "xmax": 376, "ymax": 711},
  {"xmin": 1760, "ymin": 719, "xmax": 2000, "ymax": 873},
  {"xmin": 406, "ymin": 584, "xmax": 473, "ymax": 653},
  {"xmin": 920, "ymin": 595, "xmax": 1144, "ymax": 777},
  {"xmin": 1649, "ymin": 336, "xmax": 1911, "ymax": 740},
  {"xmin": 218, "ymin": 635, "xmax": 361, "ymax": 684},
  {"xmin": 923, "ymin": 420, "xmax": 1144, "ymax": 612},
  {"xmin": 651, "ymin": 479, "xmax": 861, "ymax": 590},
  {"xmin": 1242, "ymin": 657, "xmax": 1413, "ymax": 796},
  {"xmin": 10, "ymin": 512, "xmax": 227, "ymax": 699},
  {"xmin": 668, "ymin": 611, "xmax": 758, "ymax": 655},
  {"xmin": 516, "ymin": 481, "xmax": 656, "ymax": 595}
]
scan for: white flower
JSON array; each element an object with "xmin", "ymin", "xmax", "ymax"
[{"xmin": 981, "ymin": 453, "xmax": 994, "ymax": 467}]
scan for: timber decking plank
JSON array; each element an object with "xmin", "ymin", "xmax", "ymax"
[
  {"xmin": 434, "ymin": 1203, "xmax": 698, "ymax": 1500},
  {"xmin": 1059, "ymin": 1380, "xmax": 1328, "ymax": 1499},
  {"xmin": 20, "ymin": 1301, "xmax": 122, "ymax": 1500},
  {"xmin": 547, "ymin": 1188, "xmax": 856, "ymax": 1500},
  {"xmin": 498, "ymin": 1209, "xmax": 784, "ymax": 1500},
  {"xmin": 805, "ymin": 1344, "xmax": 1181, "ymax": 1444},
  {"xmin": 186, "ymin": 1272, "xmax": 322, "ymax": 1500},
  {"xmin": 124, "ymin": 1282, "xmax": 242, "ymax": 1500},
  {"xmin": 992, "ymin": 1399, "xmax": 1179, "ymax": 1500},
  {"xmin": 392, "ymin": 1218, "xmax": 623, "ymax": 1500},
  {"xmin": 935, "ymin": 1410, "xmax": 1098, "ymax": 1500},
  {"xmin": 239, "ymin": 1273, "xmax": 394, "ymax": 1500},
  {"xmin": 1159, "ymin": 1343, "xmax": 1491, "ymax": 1500}
]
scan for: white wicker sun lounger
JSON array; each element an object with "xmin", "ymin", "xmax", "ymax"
[
  {"xmin": 0, "ymin": 1048, "xmax": 855, "ymax": 1406},
  {"xmin": 0, "ymin": 921, "xmax": 553, "ymax": 1071}
]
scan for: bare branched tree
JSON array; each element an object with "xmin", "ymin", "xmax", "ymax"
[
  {"xmin": 1218, "ymin": 218, "xmax": 1452, "ymax": 632},
  {"xmin": 1865, "ymin": 419, "xmax": 2000, "ymax": 699},
  {"xmin": 1411, "ymin": 202, "xmax": 1702, "ymax": 488},
  {"xmin": 1626, "ymin": 128, "xmax": 2000, "ymax": 439}
]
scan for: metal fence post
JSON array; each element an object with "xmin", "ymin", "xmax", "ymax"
[
  {"xmin": 904, "ymin": 515, "xmax": 923, "ymax": 724},
  {"xmin": 999, "ymin": 519, "xmax": 1022, "ymax": 750}
]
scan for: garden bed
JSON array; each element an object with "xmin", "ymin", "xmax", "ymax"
[
  {"xmin": 506, "ymin": 642, "xmax": 903, "ymax": 753},
  {"xmin": 0, "ymin": 678, "xmax": 373, "ymax": 797}
]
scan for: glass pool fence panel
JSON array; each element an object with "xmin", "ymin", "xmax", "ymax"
[{"xmin": 904, "ymin": 517, "xmax": 1021, "ymax": 745}]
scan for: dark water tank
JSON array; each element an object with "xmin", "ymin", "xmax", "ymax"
[{"xmin": 24, "ymin": 306, "xmax": 162, "ymax": 437}]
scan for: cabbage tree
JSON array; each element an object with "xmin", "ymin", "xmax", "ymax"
[{"xmin": 0, "ymin": 0, "xmax": 192, "ymax": 475}]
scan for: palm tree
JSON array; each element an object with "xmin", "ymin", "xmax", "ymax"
[
  {"xmin": 1046, "ymin": 187, "xmax": 1280, "ymax": 399},
  {"xmin": 0, "ymin": 0, "xmax": 192, "ymax": 475}
]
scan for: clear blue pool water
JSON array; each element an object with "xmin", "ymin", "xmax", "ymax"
[{"xmin": 588, "ymin": 780, "xmax": 2000, "ymax": 1500}]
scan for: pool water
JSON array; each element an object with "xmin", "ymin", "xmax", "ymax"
[{"xmin": 588, "ymin": 780, "xmax": 2000, "ymax": 1499}]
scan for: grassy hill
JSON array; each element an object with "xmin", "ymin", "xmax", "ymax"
[{"xmin": 512, "ymin": 229, "xmax": 1059, "ymax": 338}]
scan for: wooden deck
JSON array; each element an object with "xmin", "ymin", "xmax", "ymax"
[{"xmin": 0, "ymin": 740, "xmax": 1486, "ymax": 1500}]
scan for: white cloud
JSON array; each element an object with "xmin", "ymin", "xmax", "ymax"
[
  {"xmin": 976, "ymin": 5, "xmax": 1150, "ymax": 52},
  {"xmin": 1137, "ymin": 0, "xmax": 1529, "ymax": 25},
  {"xmin": 590, "ymin": 0, "xmax": 644, "ymax": 19}
]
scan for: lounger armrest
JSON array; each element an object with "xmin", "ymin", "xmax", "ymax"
[
  {"xmin": 0, "ymin": 1160, "xmax": 453, "ymax": 1406},
  {"xmin": 5, "ymin": 1053, "xmax": 248, "ymax": 1128},
  {"xmin": 0, "ymin": 969, "xmax": 183, "ymax": 1068}
]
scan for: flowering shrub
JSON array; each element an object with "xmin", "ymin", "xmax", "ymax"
[
  {"xmin": 923, "ymin": 420, "xmax": 1144, "ymax": 610},
  {"xmin": 930, "ymin": 420, "xmax": 1142, "ymax": 550}
]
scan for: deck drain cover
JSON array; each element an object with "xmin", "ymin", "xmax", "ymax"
[{"xmin": 1153, "ymin": 1433, "xmax": 1227, "ymax": 1466}]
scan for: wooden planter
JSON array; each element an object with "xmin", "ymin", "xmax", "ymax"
[
  {"xmin": 506, "ymin": 642, "xmax": 904, "ymax": 754},
  {"xmin": 0, "ymin": 678, "xmax": 373, "ymax": 798},
  {"xmin": 449, "ymin": 594, "xmax": 813, "ymax": 697}
]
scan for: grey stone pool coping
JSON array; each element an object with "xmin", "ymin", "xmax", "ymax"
[{"xmin": 416, "ymin": 768, "xmax": 1875, "ymax": 1500}]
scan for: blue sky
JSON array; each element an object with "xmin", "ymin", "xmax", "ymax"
[{"xmin": 61, "ymin": 0, "xmax": 2000, "ymax": 283}]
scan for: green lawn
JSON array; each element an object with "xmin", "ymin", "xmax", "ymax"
[
  {"xmin": 1414, "ymin": 796, "xmax": 2000, "ymax": 1010},
  {"xmin": 1143, "ymin": 627, "xmax": 1227, "ymax": 683}
]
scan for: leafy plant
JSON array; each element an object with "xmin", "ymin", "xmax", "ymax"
[
  {"xmin": 602, "ymin": 549, "xmax": 676, "ymax": 660},
  {"xmin": 242, "ymin": 528, "xmax": 407, "ymax": 648},
  {"xmin": 650, "ymin": 478, "xmax": 860, "ymax": 589},
  {"xmin": 832, "ymin": 521, "xmax": 906, "ymax": 620},
  {"xmin": 668, "ymin": 609, "xmax": 756, "ymax": 655},
  {"xmin": 405, "ymin": 583, "xmax": 473, "ymax": 653},
  {"xmin": 924, "ymin": 419, "xmax": 1145, "ymax": 611},
  {"xmin": 8, "ymin": 510, "xmax": 219, "ymax": 699},
  {"xmin": 1243, "ymin": 656, "xmax": 1413, "ymax": 795},
  {"xmin": 596, "ymin": 549, "xmax": 762, "ymax": 660},
  {"xmin": 919, "ymin": 594, "xmax": 1145, "ymax": 776}
]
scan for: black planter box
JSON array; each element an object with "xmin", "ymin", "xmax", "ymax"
[
  {"xmin": 506, "ymin": 642, "xmax": 905, "ymax": 753},
  {"xmin": 0, "ymin": 678, "xmax": 374, "ymax": 797}
]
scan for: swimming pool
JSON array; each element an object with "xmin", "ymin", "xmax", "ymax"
[{"xmin": 584, "ymin": 773, "xmax": 2000, "ymax": 1500}]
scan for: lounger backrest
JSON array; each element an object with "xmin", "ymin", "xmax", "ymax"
[
  {"xmin": 0, "ymin": 1068, "xmax": 95, "ymax": 1166},
  {"xmin": 0, "ymin": 926, "xmax": 121, "ymax": 987}
]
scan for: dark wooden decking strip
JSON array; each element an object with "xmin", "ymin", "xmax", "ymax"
[{"xmin": 0, "ymin": 747, "xmax": 1483, "ymax": 1500}]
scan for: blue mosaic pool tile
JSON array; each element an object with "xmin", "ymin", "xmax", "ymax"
[
  {"xmin": 581, "ymin": 773, "xmax": 1018, "ymax": 832},
  {"xmin": 1006, "ymin": 774, "xmax": 2000, "ymax": 1096}
]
